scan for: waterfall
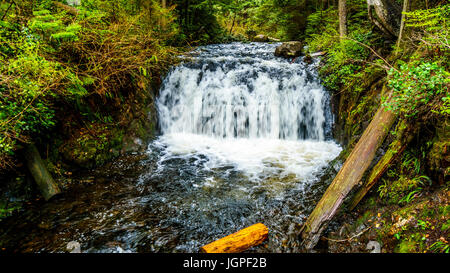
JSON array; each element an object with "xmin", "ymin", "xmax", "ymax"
[
  {"xmin": 154, "ymin": 43, "xmax": 341, "ymax": 183},
  {"xmin": 158, "ymin": 43, "xmax": 332, "ymax": 141}
]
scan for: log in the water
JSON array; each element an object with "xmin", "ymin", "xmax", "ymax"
[
  {"xmin": 22, "ymin": 144, "xmax": 61, "ymax": 200},
  {"xmin": 349, "ymin": 121, "xmax": 416, "ymax": 210},
  {"xmin": 200, "ymin": 223, "xmax": 268, "ymax": 253},
  {"xmin": 300, "ymin": 102, "xmax": 397, "ymax": 249}
]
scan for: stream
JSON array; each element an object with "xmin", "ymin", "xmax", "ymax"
[{"xmin": 0, "ymin": 43, "xmax": 342, "ymax": 253}]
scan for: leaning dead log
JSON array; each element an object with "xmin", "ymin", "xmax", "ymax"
[
  {"xmin": 349, "ymin": 121, "xmax": 416, "ymax": 210},
  {"xmin": 22, "ymin": 144, "xmax": 61, "ymax": 200},
  {"xmin": 200, "ymin": 223, "xmax": 268, "ymax": 253},
  {"xmin": 300, "ymin": 101, "xmax": 397, "ymax": 249}
]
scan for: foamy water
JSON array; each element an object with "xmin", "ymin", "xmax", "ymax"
[
  {"xmin": 154, "ymin": 42, "xmax": 341, "ymax": 191},
  {"xmin": 0, "ymin": 43, "xmax": 344, "ymax": 254},
  {"xmin": 154, "ymin": 133, "xmax": 341, "ymax": 184}
]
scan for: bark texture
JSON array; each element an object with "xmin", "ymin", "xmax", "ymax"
[
  {"xmin": 349, "ymin": 121, "xmax": 417, "ymax": 210},
  {"xmin": 367, "ymin": 0, "xmax": 402, "ymax": 37},
  {"xmin": 200, "ymin": 223, "xmax": 269, "ymax": 253},
  {"xmin": 339, "ymin": 0, "xmax": 348, "ymax": 38},
  {"xmin": 22, "ymin": 144, "xmax": 61, "ymax": 200},
  {"xmin": 300, "ymin": 101, "xmax": 397, "ymax": 249}
]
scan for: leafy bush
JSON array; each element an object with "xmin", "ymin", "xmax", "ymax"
[
  {"xmin": 0, "ymin": 26, "xmax": 87, "ymax": 168},
  {"xmin": 383, "ymin": 61, "xmax": 450, "ymax": 119},
  {"xmin": 405, "ymin": 4, "xmax": 450, "ymax": 52},
  {"xmin": 0, "ymin": 1, "xmax": 181, "ymax": 170}
]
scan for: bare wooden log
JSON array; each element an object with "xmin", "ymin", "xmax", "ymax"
[
  {"xmin": 22, "ymin": 144, "xmax": 61, "ymax": 200},
  {"xmin": 52, "ymin": 1, "xmax": 79, "ymax": 16},
  {"xmin": 200, "ymin": 223, "xmax": 268, "ymax": 253},
  {"xmin": 300, "ymin": 101, "xmax": 397, "ymax": 249},
  {"xmin": 349, "ymin": 121, "xmax": 416, "ymax": 210}
]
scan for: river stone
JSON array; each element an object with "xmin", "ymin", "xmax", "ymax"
[
  {"xmin": 67, "ymin": 241, "xmax": 81, "ymax": 253},
  {"xmin": 274, "ymin": 41, "xmax": 303, "ymax": 58}
]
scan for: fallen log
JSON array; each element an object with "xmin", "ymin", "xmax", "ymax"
[
  {"xmin": 200, "ymin": 223, "xmax": 268, "ymax": 253},
  {"xmin": 349, "ymin": 120, "xmax": 416, "ymax": 210},
  {"xmin": 52, "ymin": 1, "xmax": 79, "ymax": 16},
  {"xmin": 300, "ymin": 101, "xmax": 397, "ymax": 249},
  {"xmin": 22, "ymin": 144, "xmax": 61, "ymax": 200},
  {"xmin": 310, "ymin": 51, "xmax": 327, "ymax": 57}
]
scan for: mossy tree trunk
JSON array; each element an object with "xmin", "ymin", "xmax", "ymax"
[
  {"xmin": 349, "ymin": 120, "xmax": 417, "ymax": 210},
  {"xmin": 300, "ymin": 100, "xmax": 397, "ymax": 249},
  {"xmin": 22, "ymin": 144, "xmax": 61, "ymax": 201}
]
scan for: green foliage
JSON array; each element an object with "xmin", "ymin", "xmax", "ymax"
[
  {"xmin": 404, "ymin": 4, "xmax": 450, "ymax": 51},
  {"xmin": 383, "ymin": 61, "xmax": 450, "ymax": 119},
  {"xmin": 0, "ymin": 201, "xmax": 22, "ymax": 220},
  {"xmin": 0, "ymin": 26, "xmax": 88, "ymax": 168},
  {"xmin": 170, "ymin": 0, "xmax": 230, "ymax": 44},
  {"xmin": 377, "ymin": 147, "xmax": 433, "ymax": 205},
  {"xmin": 304, "ymin": 1, "xmax": 383, "ymax": 93},
  {"xmin": 0, "ymin": 0, "xmax": 181, "ymax": 169},
  {"xmin": 429, "ymin": 240, "xmax": 450, "ymax": 253}
]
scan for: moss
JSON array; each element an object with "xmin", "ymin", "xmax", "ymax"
[
  {"xmin": 354, "ymin": 211, "xmax": 373, "ymax": 228},
  {"xmin": 59, "ymin": 123, "xmax": 122, "ymax": 168},
  {"xmin": 395, "ymin": 240, "xmax": 418, "ymax": 253},
  {"xmin": 441, "ymin": 220, "xmax": 450, "ymax": 231},
  {"xmin": 421, "ymin": 204, "xmax": 436, "ymax": 218}
]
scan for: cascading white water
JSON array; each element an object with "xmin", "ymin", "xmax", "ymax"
[
  {"xmin": 0, "ymin": 43, "xmax": 346, "ymax": 254},
  {"xmin": 155, "ymin": 43, "xmax": 341, "ymax": 185}
]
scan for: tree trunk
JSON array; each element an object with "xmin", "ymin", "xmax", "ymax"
[
  {"xmin": 184, "ymin": 0, "xmax": 189, "ymax": 28},
  {"xmin": 396, "ymin": 0, "xmax": 410, "ymax": 48},
  {"xmin": 367, "ymin": 0, "xmax": 402, "ymax": 37},
  {"xmin": 300, "ymin": 99, "xmax": 397, "ymax": 249},
  {"xmin": 338, "ymin": 0, "xmax": 347, "ymax": 39},
  {"xmin": 229, "ymin": 13, "xmax": 237, "ymax": 35},
  {"xmin": 349, "ymin": 120, "xmax": 416, "ymax": 210},
  {"xmin": 200, "ymin": 223, "xmax": 268, "ymax": 253},
  {"xmin": 22, "ymin": 144, "xmax": 61, "ymax": 201},
  {"xmin": 160, "ymin": 0, "xmax": 167, "ymax": 29}
]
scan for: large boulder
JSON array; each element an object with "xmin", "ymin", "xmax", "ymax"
[{"xmin": 274, "ymin": 41, "xmax": 303, "ymax": 58}]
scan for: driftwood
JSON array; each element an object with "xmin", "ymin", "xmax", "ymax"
[
  {"xmin": 310, "ymin": 51, "xmax": 327, "ymax": 57},
  {"xmin": 22, "ymin": 144, "xmax": 61, "ymax": 200},
  {"xmin": 200, "ymin": 223, "xmax": 268, "ymax": 253},
  {"xmin": 52, "ymin": 1, "xmax": 79, "ymax": 16},
  {"xmin": 300, "ymin": 101, "xmax": 397, "ymax": 249},
  {"xmin": 349, "ymin": 121, "xmax": 416, "ymax": 210}
]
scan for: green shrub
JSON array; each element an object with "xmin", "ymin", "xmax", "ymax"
[{"xmin": 383, "ymin": 61, "xmax": 450, "ymax": 119}]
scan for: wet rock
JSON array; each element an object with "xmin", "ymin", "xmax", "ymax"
[
  {"xmin": 66, "ymin": 241, "xmax": 81, "ymax": 253},
  {"xmin": 274, "ymin": 41, "xmax": 303, "ymax": 58},
  {"xmin": 121, "ymin": 136, "xmax": 146, "ymax": 154},
  {"xmin": 304, "ymin": 54, "xmax": 313, "ymax": 64}
]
